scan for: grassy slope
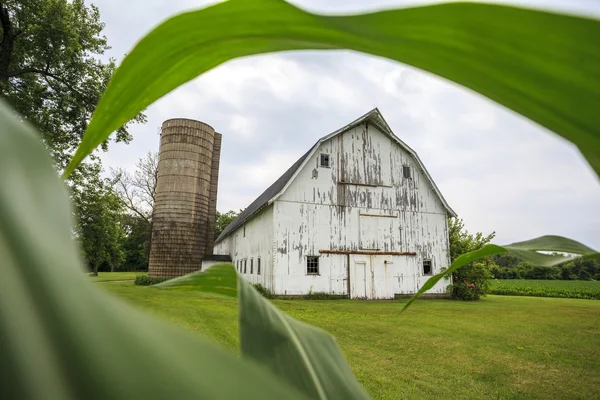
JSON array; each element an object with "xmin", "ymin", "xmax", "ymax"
[
  {"xmin": 89, "ymin": 272, "xmax": 147, "ymax": 282},
  {"xmin": 102, "ymin": 283, "xmax": 600, "ymax": 400}
]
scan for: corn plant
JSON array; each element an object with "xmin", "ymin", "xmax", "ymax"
[{"xmin": 1, "ymin": 1, "xmax": 599, "ymax": 399}]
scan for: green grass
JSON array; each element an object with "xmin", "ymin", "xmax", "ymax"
[
  {"xmin": 490, "ymin": 279, "xmax": 600, "ymax": 300},
  {"xmin": 100, "ymin": 282, "xmax": 600, "ymax": 400},
  {"xmin": 89, "ymin": 271, "xmax": 147, "ymax": 282}
]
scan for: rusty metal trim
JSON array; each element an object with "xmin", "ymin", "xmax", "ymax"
[
  {"xmin": 359, "ymin": 213, "xmax": 397, "ymax": 218},
  {"xmin": 319, "ymin": 250, "xmax": 417, "ymax": 256}
]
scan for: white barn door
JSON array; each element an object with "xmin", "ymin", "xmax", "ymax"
[{"xmin": 350, "ymin": 255, "xmax": 396, "ymax": 299}]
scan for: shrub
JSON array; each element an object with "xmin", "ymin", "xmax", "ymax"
[
  {"xmin": 448, "ymin": 261, "xmax": 493, "ymax": 301},
  {"xmin": 134, "ymin": 275, "xmax": 168, "ymax": 286},
  {"xmin": 252, "ymin": 283, "xmax": 275, "ymax": 299}
]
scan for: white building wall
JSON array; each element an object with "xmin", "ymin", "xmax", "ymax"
[
  {"xmin": 274, "ymin": 122, "xmax": 450, "ymax": 298},
  {"xmin": 213, "ymin": 206, "xmax": 275, "ymax": 290}
]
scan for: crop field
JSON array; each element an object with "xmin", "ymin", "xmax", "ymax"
[
  {"xmin": 490, "ymin": 279, "xmax": 600, "ymax": 300},
  {"xmin": 98, "ymin": 276, "xmax": 600, "ymax": 400}
]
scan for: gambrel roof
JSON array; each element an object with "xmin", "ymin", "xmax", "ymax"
[{"xmin": 215, "ymin": 108, "xmax": 456, "ymax": 244}]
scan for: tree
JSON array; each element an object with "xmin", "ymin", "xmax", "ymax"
[
  {"xmin": 120, "ymin": 214, "xmax": 152, "ymax": 271},
  {"xmin": 447, "ymin": 218, "xmax": 496, "ymax": 300},
  {"xmin": 111, "ymin": 151, "xmax": 158, "ymax": 223},
  {"xmin": 215, "ymin": 210, "xmax": 241, "ymax": 240},
  {"xmin": 0, "ymin": 0, "xmax": 145, "ymax": 169},
  {"xmin": 73, "ymin": 175, "xmax": 125, "ymax": 275}
]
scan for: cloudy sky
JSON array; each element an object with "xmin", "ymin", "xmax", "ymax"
[{"xmin": 93, "ymin": 0, "xmax": 600, "ymax": 249}]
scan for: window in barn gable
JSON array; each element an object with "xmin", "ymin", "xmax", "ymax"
[
  {"xmin": 243, "ymin": 226, "xmax": 246, "ymax": 237},
  {"xmin": 403, "ymin": 165, "xmax": 411, "ymax": 179},
  {"xmin": 320, "ymin": 153, "xmax": 330, "ymax": 168},
  {"xmin": 307, "ymin": 256, "xmax": 319, "ymax": 275},
  {"xmin": 423, "ymin": 259, "xmax": 432, "ymax": 276},
  {"xmin": 257, "ymin": 258, "xmax": 261, "ymax": 275},
  {"xmin": 250, "ymin": 258, "xmax": 254, "ymax": 274}
]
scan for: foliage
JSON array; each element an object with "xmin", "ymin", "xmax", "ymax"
[
  {"xmin": 215, "ymin": 210, "xmax": 241, "ymax": 240},
  {"xmin": 111, "ymin": 151, "xmax": 158, "ymax": 223},
  {"xmin": 253, "ymin": 283, "xmax": 275, "ymax": 299},
  {"xmin": 446, "ymin": 218, "xmax": 496, "ymax": 300},
  {"xmin": 134, "ymin": 275, "xmax": 168, "ymax": 286},
  {"xmin": 0, "ymin": 0, "xmax": 145, "ymax": 278},
  {"xmin": 448, "ymin": 262, "xmax": 493, "ymax": 301},
  {"xmin": 2, "ymin": 1, "xmax": 600, "ymax": 399},
  {"xmin": 72, "ymin": 173, "xmax": 125, "ymax": 275},
  {"xmin": 120, "ymin": 214, "xmax": 152, "ymax": 271},
  {"xmin": 491, "ymin": 253, "xmax": 600, "ymax": 280},
  {"xmin": 489, "ymin": 279, "xmax": 600, "ymax": 300},
  {"xmin": 103, "ymin": 283, "xmax": 600, "ymax": 400},
  {"xmin": 0, "ymin": 0, "xmax": 145, "ymax": 168}
]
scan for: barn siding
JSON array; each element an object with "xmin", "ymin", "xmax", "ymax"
[
  {"xmin": 214, "ymin": 206, "xmax": 275, "ymax": 290},
  {"xmin": 275, "ymin": 122, "xmax": 449, "ymax": 298}
]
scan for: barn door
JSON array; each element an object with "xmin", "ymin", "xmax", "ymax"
[{"xmin": 350, "ymin": 255, "xmax": 372, "ymax": 299}]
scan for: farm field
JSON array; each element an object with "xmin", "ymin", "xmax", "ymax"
[
  {"xmin": 490, "ymin": 279, "xmax": 600, "ymax": 300},
  {"xmin": 99, "ymin": 280, "xmax": 600, "ymax": 400},
  {"xmin": 89, "ymin": 271, "xmax": 147, "ymax": 282}
]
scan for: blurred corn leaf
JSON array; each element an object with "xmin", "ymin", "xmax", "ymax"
[
  {"xmin": 155, "ymin": 265, "xmax": 370, "ymax": 399},
  {"xmin": 403, "ymin": 235, "xmax": 600, "ymax": 311},
  {"xmin": 0, "ymin": 99, "xmax": 308, "ymax": 400},
  {"xmin": 238, "ymin": 278, "xmax": 370, "ymax": 400},
  {"xmin": 65, "ymin": 0, "xmax": 600, "ymax": 177}
]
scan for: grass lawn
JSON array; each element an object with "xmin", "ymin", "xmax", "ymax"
[
  {"xmin": 100, "ymin": 282, "xmax": 600, "ymax": 400},
  {"xmin": 490, "ymin": 279, "xmax": 600, "ymax": 300},
  {"xmin": 89, "ymin": 271, "xmax": 147, "ymax": 282}
]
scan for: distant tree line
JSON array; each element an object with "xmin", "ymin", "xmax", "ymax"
[{"xmin": 490, "ymin": 253, "xmax": 600, "ymax": 281}]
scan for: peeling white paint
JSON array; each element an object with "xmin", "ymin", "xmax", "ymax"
[{"xmin": 215, "ymin": 120, "xmax": 452, "ymax": 299}]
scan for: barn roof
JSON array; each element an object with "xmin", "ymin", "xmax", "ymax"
[{"xmin": 214, "ymin": 108, "xmax": 456, "ymax": 244}]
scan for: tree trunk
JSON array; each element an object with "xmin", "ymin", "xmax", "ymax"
[
  {"xmin": 0, "ymin": 4, "xmax": 15, "ymax": 90},
  {"xmin": 92, "ymin": 261, "xmax": 98, "ymax": 277},
  {"xmin": 111, "ymin": 263, "xmax": 115, "ymax": 272}
]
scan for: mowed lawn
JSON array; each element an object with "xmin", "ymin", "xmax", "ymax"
[
  {"xmin": 89, "ymin": 271, "xmax": 147, "ymax": 282},
  {"xmin": 101, "ymin": 282, "xmax": 600, "ymax": 400}
]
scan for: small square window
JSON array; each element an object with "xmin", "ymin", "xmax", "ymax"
[
  {"xmin": 250, "ymin": 258, "xmax": 254, "ymax": 274},
  {"xmin": 320, "ymin": 154, "xmax": 330, "ymax": 168},
  {"xmin": 257, "ymin": 257, "xmax": 261, "ymax": 275},
  {"xmin": 307, "ymin": 256, "xmax": 319, "ymax": 275},
  {"xmin": 403, "ymin": 165, "xmax": 411, "ymax": 179},
  {"xmin": 244, "ymin": 259, "xmax": 247, "ymax": 274},
  {"xmin": 423, "ymin": 259, "xmax": 432, "ymax": 276}
]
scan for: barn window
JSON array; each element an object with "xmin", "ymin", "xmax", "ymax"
[
  {"xmin": 243, "ymin": 226, "xmax": 246, "ymax": 237},
  {"xmin": 244, "ymin": 259, "xmax": 247, "ymax": 274},
  {"xmin": 250, "ymin": 258, "xmax": 254, "ymax": 274},
  {"xmin": 403, "ymin": 165, "xmax": 411, "ymax": 179},
  {"xmin": 306, "ymin": 256, "xmax": 319, "ymax": 275},
  {"xmin": 320, "ymin": 153, "xmax": 330, "ymax": 168},
  {"xmin": 257, "ymin": 257, "xmax": 261, "ymax": 275},
  {"xmin": 423, "ymin": 259, "xmax": 432, "ymax": 276}
]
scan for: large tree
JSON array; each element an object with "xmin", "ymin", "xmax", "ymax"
[{"xmin": 0, "ymin": 0, "xmax": 145, "ymax": 169}]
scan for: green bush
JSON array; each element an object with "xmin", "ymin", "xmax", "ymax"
[
  {"xmin": 134, "ymin": 275, "xmax": 168, "ymax": 286},
  {"xmin": 448, "ymin": 262, "xmax": 493, "ymax": 301},
  {"xmin": 252, "ymin": 283, "xmax": 275, "ymax": 299}
]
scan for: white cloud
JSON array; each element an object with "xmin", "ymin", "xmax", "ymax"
[{"xmin": 95, "ymin": 0, "xmax": 600, "ymax": 249}]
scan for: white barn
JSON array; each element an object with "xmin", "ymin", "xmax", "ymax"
[{"xmin": 214, "ymin": 108, "xmax": 456, "ymax": 299}]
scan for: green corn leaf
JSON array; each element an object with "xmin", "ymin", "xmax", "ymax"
[
  {"xmin": 0, "ymin": 100, "xmax": 308, "ymax": 400},
  {"xmin": 155, "ymin": 262, "xmax": 238, "ymax": 297},
  {"xmin": 402, "ymin": 235, "xmax": 600, "ymax": 311},
  {"xmin": 238, "ymin": 278, "xmax": 371, "ymax": 400},
  {"xmin": 64, "ymin": 0, "xmax": 600, "ymax": 178},
  {"xmin": 154, "ymin": 265, "xmax": 370, "ymax": 399}
]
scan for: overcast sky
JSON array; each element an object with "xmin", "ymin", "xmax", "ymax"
[{"xmin": 93, "ymin": 0, "xmax": 600, "ymax": 249}]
